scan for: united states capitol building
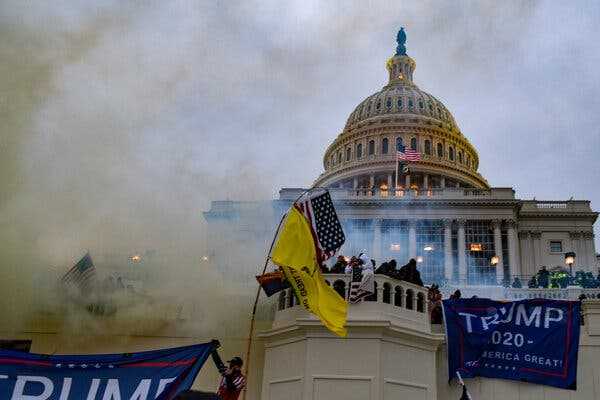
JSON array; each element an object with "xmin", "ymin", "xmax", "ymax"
[
  {"xmin": 206, "ymin": 28, "xmax": 598, "ymax": 288},
  {"xmin": 204, "ymin": 29, "xmax": 600, "ymax": 399}
]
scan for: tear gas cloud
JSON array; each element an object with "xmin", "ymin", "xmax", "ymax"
[{"xmin": 1, "ymin": 0, "xmax": 600, "ymax": 348}]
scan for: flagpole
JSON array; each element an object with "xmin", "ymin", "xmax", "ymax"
[
  {"xmin": 241, "ymin": 187, "xmax": 321, "ymax": 400},
  {"xmin": 394, "ymin": 153, "xmax": 399, "ymax": 194}
]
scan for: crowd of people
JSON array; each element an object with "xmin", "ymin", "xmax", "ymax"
[
  {"xmin": 324, "ymin": 254, "xmax": 424, "ymax": 287},
  {"xmin": 509, "ymin": 266, "xmax": 600, "ymax": 289}
]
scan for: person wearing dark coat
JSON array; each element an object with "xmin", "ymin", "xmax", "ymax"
[
  {"xmin": 375, "ymin": 261, "xmax": 391, "ymax": 275},
  {"xmin": 397, "ymin": 258, "xmax": 423, "ymax": 286},
  {"xmin": 330, "ymin": 255, "xmax": 347, "ymax": 274},
  {"xmin": 537, "ymin": 266, "xmax": 550, "ymax": 288}
]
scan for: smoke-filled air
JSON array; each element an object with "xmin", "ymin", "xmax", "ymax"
[{"xmin": 1, "ymin": 0, "xmax": 600, "ymax": 393}]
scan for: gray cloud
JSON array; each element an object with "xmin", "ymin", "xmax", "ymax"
[{"xmin": 1, "ymin": 0, "xmax": 599, "ymax": 332}]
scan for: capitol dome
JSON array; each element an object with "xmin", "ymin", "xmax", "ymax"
[{"xmin": 314, "ymin": 28, "xmax": 489, "ymax": 191}]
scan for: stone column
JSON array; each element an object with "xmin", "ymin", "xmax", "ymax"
[
  {"xmin": 518, "ymin": 231, "xmax": 531, "ymax": 276},
  {"xmin": 531, "ymin": 231, "xmax": 542, "ymax": 270},
  {"xmin": 584, "ymin": 232, "xmax": 596, "ymax": 270},
  {"xmin": 405, "ymin": 174, "xmax": 411, "ymax": 190},
  {"xmin": 369, "ymin": 174, "xmax": 375, "ymax": 188},
  {"xmin": 507, "ymin": 220, "xmax": 519, "ymax": 279},
  {"xmin": 569, "ymin": 231, "xmax": 583, "ymax": 273},
  {"xmin": 423, "ymin": 174, "xmax": 429, "ymax": 190},
  {"xmin": 387, "ymin": 173, "xmax": 393, "ymax": 189},
  {"xmin": 353, "ymin": 177, "xmax": 358, "ymax": 189},
  {"xmin": 408, "ymin": 220, "xmax": 417, "ymax": 259},
  {"xmin": 443, "ymin": 219, "xmax": 453, "ymax": 281},
  {"xmin": 440, "ymin": 176, "xmax": 446, "ymax": 189},
  {"xmin": 373, "ymin": 219, "xmax": 382, "ymax": 262},
  {"xmin": 492, "ymin": 220, "xmax": 504, "ymax": 285},
  {"xmin": 457, "ymin": 219, "xmax": 467, "ymax": 284}
]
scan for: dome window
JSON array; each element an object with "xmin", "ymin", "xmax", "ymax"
[
  {"xmin": 368, "ymin": 140, "xmax": 375, "ymax": 155},
  {"xmin": 437, "ymin": 143, "xmax": 443, "ymax": 157},
  {"xmin": 449, "ymin": 147, "xmax": 455, "ymax": 161},
  {"xmin": 424, "ymin": 140, "xmax": 431, "ymax": 155},
  {"xmin": 410, "ymin": 137, "xmax": 417, "ymax": 150},
  {"xmin": 397, "ymin": 99, "xmax": 403, "ymax": 109},
  {"xmin": 346, "ymin": 147, "xmax": 351, "ymax": 162},
  {"xmin": 331, "ymin": 155, "xmax": 335, "ymax": 166},
  {"xmin": 356, "ymin": 143, "xmax": 363, "ymax": 159},
  {"xmin": 467, "ymin": 155, "xmax": 471, "ymax": 168},
  {"xmin": 376, "ymin": 101, "xmax": 381, "ymax": 111},
  {"xmin": 419, "ymin": 101, "xmax": 424, "ymax": 109},
  {"xmin": 458, "ymin": 151, "xmax": 463, "ymax": 164},
  {"xmin": 337, "ymin": 152, "xmax": 342, "ymax": 164},
  {"xmin": 382, "ymin": 138, "xmax": 389, "ymax": 154},
  {"xmin": 367, "ymin": 102, "xmax": 372, "ymax": 113},
  {"xmin": 408, "ymin": 99, "xmax": 414, "ymax": 109},
  {"xmin": 386, "ymin": 98, "xmax": 392, "ymax": 110},
  {"xmin": 396, "ymin": 137, "xmax": 404, "ymax": 151}
]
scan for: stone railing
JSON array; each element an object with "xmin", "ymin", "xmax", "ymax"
[
  {"xmin": 504, "ymin": 286, "xmax": 600, "ymax": 301},
  {"xmin": 276, "ymin": 273, "xmax": 429, "ymax": 314}
]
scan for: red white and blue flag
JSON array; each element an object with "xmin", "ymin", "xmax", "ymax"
[
  {"xmin": 396, "ymin": 144, "xmax": 421, "ymax": 162},
  {"xmin": 61, "ymin": 252, "xmax": 96, "ymax": 293}
]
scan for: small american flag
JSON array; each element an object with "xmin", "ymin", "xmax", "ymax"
[
  {"xmin": 61, "ymin": 253, "xmax": 96, "ymax": 293},
  {"xmin": 296, "ymin": 190, "xmax": 345, "ymax": 262},
  {"xmin": 396, "ymin": 144, "xmax": 421, "ymax": 162}
]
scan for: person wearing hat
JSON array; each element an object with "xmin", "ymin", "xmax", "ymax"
[{"xmin": 216, "ymin": 356, "xmax": 246, "ymax": 400}]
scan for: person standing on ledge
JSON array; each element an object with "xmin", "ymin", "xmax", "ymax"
[{"xmin": 217, "ymin": 357, "xmax": 246, "ymax": 400}]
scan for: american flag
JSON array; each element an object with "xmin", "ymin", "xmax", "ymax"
[
  {"xmin": 296, "ymin": 190, "xmax": 345, "ymax": 262},
  {"xmin": 396, "ymin": 144, "xmax": 421, "ymax": 162},
  {"xmin": 61, "ymin": 253, "xmax": 96, "ymax": 293}
]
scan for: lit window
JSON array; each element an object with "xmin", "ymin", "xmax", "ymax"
[
  {"xmin": 550, "ymin": 241, "xmax": 563, "ymax": 253},
  {"xmin": 382, "ymin": 138, "xmax": 389, "ymax": 154},
  {"xmin": 368, "ymin": 140, "xmax": 375, "ymax": 155},
  {"xmin": 470, "ymin": 243, "xmax": 483, "ymax": 252}
]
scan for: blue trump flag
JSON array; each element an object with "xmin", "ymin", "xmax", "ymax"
[
  {"xmin": 0, "ymin": 342, "xmax": 217, "ymax": 399},
  {"xmin": 443, "ymin": 298, "xmax": 581, "ymax": 390}
]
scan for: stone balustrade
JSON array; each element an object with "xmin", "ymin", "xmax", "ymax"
[{"xmin": 277, "ymin": 274, "xmax": 429, "ymax": 321}]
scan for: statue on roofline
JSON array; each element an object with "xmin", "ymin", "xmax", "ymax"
[{"xmin": 396, "ymin": 27, "xmax": 407, "ymax": 56}]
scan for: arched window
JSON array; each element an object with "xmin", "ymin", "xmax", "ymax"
[
  {"xmin": 397, "ymin": 98, "xmax": 403, "ymax": 109},
  {"xmin": 417, "ymin": 293, "xmax": 425, "ymax": 313},
  {"xmin": 466, "ymin": 155, "xmax": 471, "ymax": 168},
  {"xmin": 356, "ymin": 143, "xmax": 363, "ymax": 159},
  {"xmin": 346, "ymin": 147, "xmax": 351, "ymax": 162},
  {"xmin": 419, "ymin": 100, "xmax": 424, "ymax": 110},
  {"xmin": 458, "ymin": 151, "xmax": 463, "ymax": 164},
  {"xmin": 376, "ymin": 100, "xmax": 381, "ymax": 111},
  {"xmin": 331, "ymin": 155, "xmax": 335, "ymax": 166},
  {"xmin": 394, "ymin": 286, "xmax": 403, "ymax": 307},
  {"xmin": 337, "ymin": 152, "xmax": 342, "ymax": 164},
  {"xmin": 386, "ymin": 98, "xmax": 392, "ymax": 110},
  {"xmin": 406, "ymin": 289, "xmax": 414, "ymax": 310},
  {"xmin": 424, "ymin": 140, "xmax": 431, "ymax": 155},
  {"xmin": 437, "ymin": 143, "xmax": 443, "ymax": 157},
  {"xmin": 449, "ymin": 147, "xmax": 455, "ymax": 161},
  {"xmin": 368, "ymin": 140, "xmax": 375, "ymax": 155},
  {"xmin": 396, "ymin": 137, "xmax": 404, "ymax": 151},
  {"xmin": 382, "ymin": 138, "xmax": 389, "ymax": 154},
  {"xmin": 383, "ymin": 283, "xmax": 391, "ymax": 304},
  {"xmin": 408, "ymin": 99, "xmax": 414, "ymax": 109},
  {"xmin": 410, "ymin": 137, "xmax": 417, "ymax": 150}
]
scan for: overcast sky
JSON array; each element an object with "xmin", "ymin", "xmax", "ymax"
[{"xmin": 1, "ymin": 0, "xmax": 600, "ymax": 265}]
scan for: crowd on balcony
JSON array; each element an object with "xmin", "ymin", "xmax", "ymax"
[
  {"xmin": 510, "ymin": 266, "xmax": 600, "ymax": 289},
  {"xmin": 323, "ymin": 254, "xmax": 424, "ymax": 287}
]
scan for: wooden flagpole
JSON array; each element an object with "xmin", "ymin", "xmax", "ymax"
[{"xmin": 240, "ymin": 188, "xmax": 318, "ymax": 400}]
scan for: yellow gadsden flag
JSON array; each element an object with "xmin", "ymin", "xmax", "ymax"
[{"xmin": 270, "ymin": 206, "xmax": 348, "ymax": 337}]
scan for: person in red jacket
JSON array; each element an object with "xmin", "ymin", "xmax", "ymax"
[{"xmin": 216, "ymin": 357, "xmax": 246, "ymax": 400}]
